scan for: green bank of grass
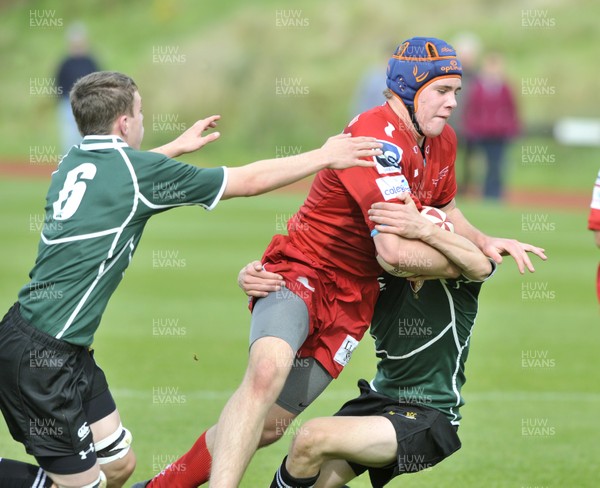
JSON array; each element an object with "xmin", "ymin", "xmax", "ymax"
[
  {"xmin": 0, "ymin": 180, "xmax": 598, "ymax": 486},
  {"xmin": 1, "ymin": 0, "xmax": 599, "ymax": 193}
]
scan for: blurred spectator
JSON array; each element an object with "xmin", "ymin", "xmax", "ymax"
[
  {"xmin": 463, "ymin": 50, "xmax": 520, "ymax": 200},
  {"xmin": 588, "ymin": 169, "xmax": 600, "ymax": 303},
  {"xmin": 349, "ymin": 41, "xmax": 396, "ymax": 117},
  {"xmin": 450, "ymin": 32, "xmax": 482, "ymax": 195},
  {"xmin": 55, "ymin": 22, "xmax": 100, "ymax": 153},
  {"xmin": 350, "ymin": 65, "xmax": 386, "ymax": 116}
]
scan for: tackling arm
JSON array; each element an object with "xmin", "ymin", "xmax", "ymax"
[
  {"xmin": 222, "ymin": 134, "xmax": 380, "ymax": 199},
  {"xmin": 370, "ymin": 194, "xmax": 491, "ymax": 281}
]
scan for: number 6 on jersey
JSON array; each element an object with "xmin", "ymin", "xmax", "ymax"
[{"xmin": 53, "ymin": 163, "xmax": 97, "ymax": 220}]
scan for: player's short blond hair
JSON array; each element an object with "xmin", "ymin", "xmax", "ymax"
[{"xmin": 71, "ymin": 71, "xmax": 138, "ymax": 137}]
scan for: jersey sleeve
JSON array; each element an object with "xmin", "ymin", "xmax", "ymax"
[
  {"xmin": 340, "ymin": 110, "xmax": 414, "ymax": 232},
  {"xmin": 588, "ymin": 169, "xmax": 600, "ymax": 231},
  {"xmin": 135, "ymin": 152, "xmax": 226, "ymax": 212}
]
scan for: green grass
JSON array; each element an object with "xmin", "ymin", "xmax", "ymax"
[
  {"xmin": 1, "ymin": 2, "xmax": 599, "ymax": 484},
  {"xmin": 0, "ymin": 178, "xmax": 598, "ymax": 487}
]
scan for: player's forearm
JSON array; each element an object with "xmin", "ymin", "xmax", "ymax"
[
  {"xmin": 420, "ymin": 225, "xmax": 492, "ymax": 281},
  {"xmin": 224, "ymin": 149, "xmax": 326, "ymax": 198},
  {"xmin": 445, "ymin": 206, "xmax": 488, "ymax": 249},
  {"xmin": 376, "ymin": 234, "xmax": 461, "ymax": 278},
  {"xmin": 150, "ymin": 141, "xmax": 181, "ymax": 158}
]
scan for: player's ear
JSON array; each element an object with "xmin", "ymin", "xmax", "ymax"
[{"xmin": 115, "ymin": 114, "xmax": 128, "ymax": 137}]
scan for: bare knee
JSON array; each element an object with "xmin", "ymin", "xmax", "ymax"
[
  {"xmin": 244, "ymin": 342, "xmax": 293, "ymax": 402},
  {"xmin": 289, "ymin": 419, "xmax": 329, "ymax": 466}
]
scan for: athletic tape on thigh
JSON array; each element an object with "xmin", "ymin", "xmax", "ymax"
[{"xmin": 94, "ymin": 423, "xmax": 132, "ymax": 465}]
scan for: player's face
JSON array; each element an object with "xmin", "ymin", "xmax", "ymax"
[
  {"xmin": 415, "ymin": 78, "xmax": 461, "ymax": 138},
  {"xmin": 126, "ymin": 91, "xmax": 144, "ymax": 149}
]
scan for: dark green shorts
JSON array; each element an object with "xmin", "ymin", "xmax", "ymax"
[{"xmin": 0, "ymin": 303, "xmax": 116, "ymax": 474}]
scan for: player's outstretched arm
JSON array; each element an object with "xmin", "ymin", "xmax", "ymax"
[
  {"xmin": 150, "ymin": 115, "xmax": 221, "ymax": 158},
  {"xmin": 441, "ymin": 202, "xmax": 547, "ymax": 273},
  {"xmin": 370, "ymin": 194, "xmax": 492, "ymax": 281},
  {"xmin": 222, "ymin": 133, "xmax": 381, "ymax": 199}
]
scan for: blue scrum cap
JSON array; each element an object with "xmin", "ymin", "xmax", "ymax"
[{"xmin": 386, "ymin": 36, "xmax": 462, "ymax": 113}]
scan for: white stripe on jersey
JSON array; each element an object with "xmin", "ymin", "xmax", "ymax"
[
  {"xmin": 108, "ymin": 147, "xmax": 140, "ymax": 259},
  {"xmin": 375, "ymin": 280, "xmax": 479, "ymax": 426},
  {"xmin": 55, "ymin": 144, "xmax": 140, "ymax": 339},
  {"xmin": 138, "ymin": 193, "xmax": 199, "ymax": 210},
  {"xmin": 41, "ymin": 227, "xmax": 120, "ymax": 244},
  {"xmin": 137, "ymin": 165, "xmax": 227, "ymax": 212},
  {"xmin": 80, "ymin": 135, "xmax": 129, "ymax": 151},
  {"xmin": 51, "ymin": 139, "xmax": 226, "ymax": 339},
  {"xmin": 81, "ymin": 142, "xmax": 129, "ymax": 150},
  {"xmin": 375, "ymin": 321, "xmax": 454, "ymax": 360},
  {"xmin": 56, "ymin": 236, "xmax": 135, "ymax": 339}
]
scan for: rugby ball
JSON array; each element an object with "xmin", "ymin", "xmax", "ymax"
[
  {"xmin": 376, "ymin": 206, "xmax": 454, "ymax": 277},
  {"xmin": 420, "ymin": 206, "xmax": 454, "ymax": 232}
]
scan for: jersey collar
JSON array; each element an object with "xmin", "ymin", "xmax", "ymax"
[{"xmin": 79, "ymin": 135, "xmax": 129, "ymax": 151}]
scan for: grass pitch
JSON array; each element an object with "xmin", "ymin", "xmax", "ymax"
[{"xmin": 0, "ymin": 179, "xmax": 598, "ymax": 487}]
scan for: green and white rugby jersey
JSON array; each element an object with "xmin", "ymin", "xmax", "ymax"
[
  {"xmin": 18, "ymin": 135, "xmax": 226, "ymax": 346},
  {"xmin": 370, "ymin": 266, "xmax": 494, "ymax": 425}
]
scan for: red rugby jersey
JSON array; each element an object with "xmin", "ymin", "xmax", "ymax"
[{"xmin": 283, "ymin": 102, "xmax": 458, "ymax": 279}]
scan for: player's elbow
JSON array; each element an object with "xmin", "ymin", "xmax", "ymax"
[
  {"xmin": 442, "ymin": 262, "xmax": 462, "ymax": 279},
  {"xmin": 463, "ymin": 258, "xmax": 493, "ymax": 282},
  {"xmin": 223, "ymin": 169, "xmax": 263, "ymax": 198},
  {"xmin": 377, "ymin": 247, "xmax": 401, "ymax": 268}
]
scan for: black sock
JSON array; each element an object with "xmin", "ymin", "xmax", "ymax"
[
  {"xmin": 0, "ymin": 457, "xmax": 53, "ymax": 487},
  {"xmin": 270, "ymin": 456, "xmax": 319, "ymax": 488}
]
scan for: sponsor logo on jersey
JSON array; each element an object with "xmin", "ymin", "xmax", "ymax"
[
  {"xmin": 376, "ymin": 175, "xmax": 411, "ymax": 201},
  {"xmin": 431, "ymin": 165, "xmax": 450, "ymax": 187},
  {"xmin": 374, "ymin": 140, "xmax": 403, "ymax": 174},
  {"xmin": 333, "ymin": 335, "xmax": 359, "ymax": 367}
]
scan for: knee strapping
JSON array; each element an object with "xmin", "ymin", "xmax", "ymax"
[
  {"xmin": 94, "ymin": 423, "xmax": 132, "ymax": 465},
  {"xmin": 57, "ymin": 470, "xmax": 107, "ymax": 488}
]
